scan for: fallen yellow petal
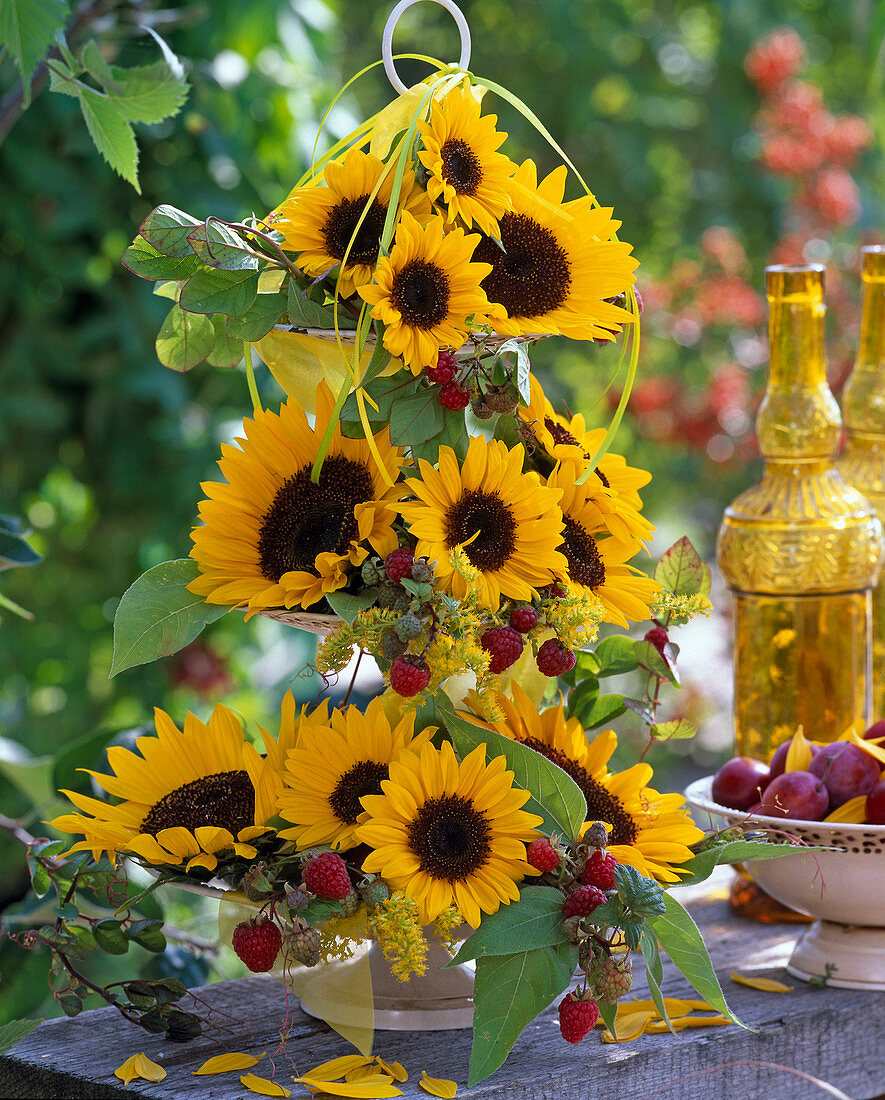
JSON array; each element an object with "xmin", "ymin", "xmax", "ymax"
[
  {"xmin": 193, "ymin": 1051, "xmax": 265, "ymax": 1075},
  {"xmin": 731, "ymin": 971, "xmax": 793, "ymax": 993},
  {"xmin": 296, "ymin": 1078, "xmax": 403, "ymax": 1097},
  {"xmin": 114, "ymin": 1053, "xmax": 167, "ymax": 1085},
  {"xmin": 347, "ymin": 1064, "xmax": 390, "ymax": 1083},
  {"xmin": 305, "ymin": 1056, "xmax": 376, "ymax": 1082},
  {"xmin": 240, "ymin": 1074, "xmax": 291, "ymax": 1097},
  {"xmin": 419, "ymin": 1071, "xmax": 458, "ymax": 1098},
  {"xmin": 602, "ymin": 1010, "xmax": 654, "ymax": 1043},
  {"xmin": 785, "ymin": 726, "xmax": 813, "ymax": 773},
  {"xmin": 376, "ymin": 1058, "xmax": 408, "ymax": 1083},
  {"xmin": 646, "ymin": 1015, "xmax": 731, "ymax": 1032},
  {"xmin": 847, "ymin": 729, "xmax": 885, "ymax": 766},
  {"xmin": 824, "ymin": 796, "xmax": 867, "ymax": 824}
]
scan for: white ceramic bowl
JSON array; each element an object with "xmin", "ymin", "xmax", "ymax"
[{"xmin": 685, "ymin": 775, "xmax": 885, "ymax": 990}]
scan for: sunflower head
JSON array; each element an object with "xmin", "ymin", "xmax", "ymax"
[
  {"xmin": 50, "ymin": 705, "xmax": 277, "ymax": 872},
  {"xmin": 397, "ymin": 434, "xmax": 567, "ymax": 609},
  {"xmin": 357, "ymin": 739, "xmax": 543, "ymax": 927},
  {"xmin": 188, "ymin": 382, "xmax": 404, "ymax": 614},
  {"xmin": 276, "ymin": 696, "xmax": 434, "ymax": 851},
  {"xmin": 275, "ymin": 146, "xmax": 431, "ymax": 296},
  {"xmin": 418, "ymin": 84, "xmax": 517, "ymax": 235},
  {"xmin": 471, "ymin": 159, "xmax": 639, "ymax": 340}
]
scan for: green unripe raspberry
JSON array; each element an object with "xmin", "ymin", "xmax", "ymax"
[
  {"xmin": 380, "ymin": 630, "xmax": 407, "ymax": 660},
  {"xmin": 359, "ymin": 878, "xmax": 391, "ymax": 908},
  {"xmin": 410, "ymin": 559, "xmax": 434, "ymax": 583},
  {"xmin": 286, "ymin": 926, "xmax": 320, "ymax": 968},
  {"xmin": 361, "ymin": 560, "xmax": 381, "ymax": 585},
  {"xmin": 395, "ymin": 613, "xmax": 423, "ymax": 642},
  {"xmin": 584, "ymin": 822, "xmax": 609, "ymax": 850},
  {"xmin": 340, "ymin": 888, "xmax": 361, "ymax": 917},
  {"xmin": 561, "ymin": 915, "xmax": 583, "ymax": 943}
]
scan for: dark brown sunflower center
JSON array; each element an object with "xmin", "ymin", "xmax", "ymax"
[
  {"xmin": 322, "ymin": 196, "xmax": 387, "ymax": 267},
  {"xmin": 141, "ymin": 770, "xmax": 255, "ymax": 837},
  {"xmin": 329, "ymin": 761, "xmax": 389, "ymax": 825},
  {"xmin": 257, "ymin": 456, "xmax": 375, "ymax": 582},
  {"xmin": 390, "ymin": 259, "xmax": 451, "ymax": 329},
  {"xmin": 440, "ymin": 138, "xmax": 482, "ymax": 195},
  {"xmin": 444, "ymin": 489, "xmax": 517, "ymax": 571},
  {"xmin": 519, "ymin": 737, "xmax": 637, "ymax": 845},
  {"xmin": 407, "ymin": 795, "xmax": 492, "ymax": 881},
  {"xmin": 559, "ymin": 517, "xmax": 606, "ymax": 589},
  {"xmin": 474, "ymin": 212, "xmax": 571, "ymax": 320}
]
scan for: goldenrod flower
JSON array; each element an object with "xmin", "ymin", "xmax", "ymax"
[{"xmin": 369, "ymin": 891, "xmax": 428, "ymax": 981}]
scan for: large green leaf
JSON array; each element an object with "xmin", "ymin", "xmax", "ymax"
[
  {"xmin": 156, "ymin": 303, "xmax": 215, "ymax": 372},
  {"xmin": 648, "ymin": 891, "xmax": 750, "ymax": 1028},
  {"xmin": 450, "ymin": 887, "xmax": 569, "ymax": 964},
  {"xmin": 325, "ymin": 588, "xmax": 378, "ymax": 624},
  {"xmin": 179, "ymin": 267, "xmax": 258, "ymax": 316},
  {"xmin": 671, "ymin": 838, "xmax": 829, "ymax": 889},
  {"xmin": 111, "ymin": 559, "xmax": 227, "ymax": 676},
  {"xmin": 0, "ymin": 0, "xmax": 68, "ymax": 103},
  {"xmin": 76, "ymin": 88, "xmax": 139, "ymax": 191},
  {"xmin": 0, "ymin": 1017, "xmax": 44, "ymax": 1056},
  {"xmin": 139, "ymin": 205, "xmax": 202, "ymax": 258},
  {"xmin": 654, "ymin": 536, "xmax": 706, "ymax": 596},
  {"xmin": 227, "ymin": 291, "xmax": 288, "ymax": 341},
  {"xmin": 81, "ymin": 41, "xmax": 188, "ymax": 125},
  {"xmin": 286, "ymin": 281, "xmax": 354, "ymax": 329},
  {"xmin": 639, "ymin": 926, "xmax": 673, "ymax": 1032},
  {"xmin": 186, "ymin": 222, "xmax": 258, "ymax": 272},
  {"xmin": 592, "ymin": 634, "xmax": 640, "ymax": 676},
  {"xmin": 206, "ymin": 316, "xmax": 244, "ymax": 368},
  {"xmin": 121, "ymin": 236, "xmax": 199, "ymax": 282},
  {"xmin": 389, "ymin": 388, "xmax": 445, "ymax": 446},
  {"xmin": 470, "ymin": 942, "xmax": 576, "ymax": 1085},
  {"xmin": 446, "ymin": 710, "xmax": 587, "ymax": 841}
]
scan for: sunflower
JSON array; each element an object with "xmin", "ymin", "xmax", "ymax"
[
  {"xmin": 545, "ymin": 462, "xmax": 658, "ymax": 628},
  {"xmin": 50, "ymin": 705, "xmax": 278, "ymax": 872},
  {"xmin": 274, "ymin": 146, "xmax": 431, "ymax": 296},
  {"xmin": 519, "ymin": 375, "xmax": 653, "ymax": 545},
  {"xmin": 397, "ymin": 434, "xmax": 567, "ymax": 609},
  {"xmin": 471, "ymin": 159, "xmax": 638, "ymax": 340},
  {"xmin": 356, "ymin": 739, "xmax": 543, "ymax": 927},
  {"xmin": 417, "ymin": 84, "xmax": 517, "ymax": 235},
  {"xmin": 357, "ymin": 211, "xmax": 501, "ymax": 373},
  {"xmin": 276, "ymin": 697, "xmax": 434, "ymax": 851},
  {"xmin": 188, "ymin": 382, "xmax": 403, "ymax": 615},
  {"xmin": 474, "ymin": 685, "xmax": 704, "ymax": 883}
]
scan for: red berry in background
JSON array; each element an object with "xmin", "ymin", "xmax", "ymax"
[
  {"xmin": 509, "ymin": 605, "xmax": 539, "ymax": 634},
  {"xmin": 426, "ymin": 350, "xmax": 457, "ymax": 384},
  {"xmin": 384, "ymin": 546, "xmax": 414, "ymax": 585},
  {"xmin": 438, "ymin": 382, "xmax": 470, "ymax": 410},
  {"xmin": 231, "ymin": 918, "xmax": 282, "ymax": 973},
  {"xmin": 302, "ymin": 852, "xmax": 352, "ymax": 900},
  {"xmin": 744, "ymin": 27, "xmax": 806, "ymax": 92},
  {"xmin": 480, "ymin": 625, "xmax": 524, "ymax": 674},
  {"xmin": 582, "ymin": 850, "xmax": 618, "ymax": 890},
  {"xmin": 808, "ymin": 741, "xmax": 881, "ymax": 809},
  {"xmin": 526, "ymin": 838, "xmax": 561, "ymax": 873},
  {"xmin": 863, "ymin": 721, "xmax": 885, "ymax": 742},
  {"xmin": 759, "ymin": 770, "xmax": 829, "ymax": 821},
  {"xmin": 866, "ymin": 780, "xmax": 885, "ymax": 825},
  {"xmin": 558, "ymin": 992, "xmax": 600, "ymax": 1043},
  {"xmin": 563, "ymin": 884, "xmax": 607, "ymax": 919},
  {"xmin": 711, "ymin": 757, "xmax": 771, "ymax": 811},
  {"xmin": 536, "ymin": 638, "xmax": 576, "ymax": 677},
  {"xmin": 809, "ymin": 167, "xmax": 862, "ymax": 227},
  {"xmin": 389, "ymin": 654, "xmax": 431, "ymax": 697},
  {"xmin": 643, "ymin": 626, "xmax": 669, "ymax": 658}
]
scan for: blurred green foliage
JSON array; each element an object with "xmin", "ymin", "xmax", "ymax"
[{"xmin": 0, "ymin": 0, "xmax": 882, "ymax": 1023}]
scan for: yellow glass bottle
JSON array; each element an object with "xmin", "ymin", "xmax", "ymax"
[
  {"xmin": 838, "ymin": 246, "xmax": 885, "ymax": 723},
  {"xmin": 717, "ymin": 264, "xmax": 883, "ymax": 761}
]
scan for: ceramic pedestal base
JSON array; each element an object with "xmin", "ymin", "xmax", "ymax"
[{"xmin": 786, "ymin": 920, "xmax": 885, "ymax": 991}]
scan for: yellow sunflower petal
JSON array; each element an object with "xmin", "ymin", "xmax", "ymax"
[
  {"xmin": 294, "ymin": 1078, "xmax": 402, "ymax": 1097},
  {"xmin": 375, "ymin": 1058, "xmax": 408, "ymax": 1082},
  {"xmin": 193, "ymin": 1052, "xmax": 265, "ymax": 1075},
  {"xmin": 731, "ymin": 972, "xmax": 793, "ymax": 993},
  {"xmin": 114, "ymin": 1053, "xmax": 167, "ymax": 1084},
  {"xmin": 824, "ymin": 796, "xmax": 868, "ymax": 823},
  {"xmin": 419, "ymin": 1070, "xmax": 458, "ymax": 1098},
  {"xmin": 240, "ymin": 1073, "xmax": 291, "ymax": 1097},
  {"xmin": 784, "ymin": 726, "xmax": 814, "ymax": 772}
]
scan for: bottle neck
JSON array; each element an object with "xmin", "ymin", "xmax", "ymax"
[
  {"xmin": 767, "ymin": 295, "xmax": 827, "ymax": 389},
  {"xmin": 843, "ymin": 277, "xmax": 885, "ymax": 435},
  {"xmin": 858, "ymin": 278, "xmax": 885, "ymax": 371}
]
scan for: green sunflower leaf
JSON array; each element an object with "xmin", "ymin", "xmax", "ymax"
[
  {"xmin": 121, "ymin": 236, "xmax": 200, "ymax": 282},
  {"xmin": 139, "ymin": 205, "xmax": 202, "ymax": 258},
  {"xmin": 326, "ymin": 588, "xmax": 378, "ymax": 624},
  {"xmin": 186, "ymin": 221, "xmax": 259, "ymax": 272},
  {"xmin": 207, "ymin": 315, "xmax": 245, "ymax": 368},
  {"xmin": 110, "ymin": 559, "xmax": 227, "ymax": 676},
  {"xmin": 389, "ymin": 388, "xmax": 445, "ymax": 447},
  {"xmin": 449, "ymin": 886, "xmax": 569, "ymax": 965},
  {"xmin": 226, "ymin": 290, "xmax": 288, "ymax": 341},
  {"xmin": 286, "ymin": 282, "xmax": 353, "ymax": 329},
  {"xmin": 648, "ymin": 891, "xmax": 751, "ymax": 1029},
  {"xmin": 155, "ymin": 302, "xmax": 215, "ymax": 372},
  {"xmin": 469, "ymin": 942, "xmax": 576, "ymax": 1085},
  {"xmin": 445, "ymin": 709, "xmax": 587, "ymax": 842},
  {"xmin": 179, "ymin": 267, "xmax": 259, "ymax": 317},
  {"xmin": 0, "ymin": 1017, "xmax": 44, "ymax": 1056},
  {"xmin": 670, "ymin": 838, "xmax": 829, "ymax": 890},
  {"xmin": 639, "ymin": 926, "xmax": 674, "ymax": 1032}
]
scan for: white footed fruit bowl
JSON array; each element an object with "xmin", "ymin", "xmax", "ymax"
[{"xmin": 685, "ymin": 776, "xmax": 885, "ymax": 990}]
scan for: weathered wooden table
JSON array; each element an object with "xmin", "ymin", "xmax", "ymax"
[{"xmin": 3, "ymin": 877, "xmax": 884, "ymax": 1100}]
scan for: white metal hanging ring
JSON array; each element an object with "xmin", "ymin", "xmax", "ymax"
[{"xmin": 382, "ymin": 0, "xmax": 471, "ymax": 96}]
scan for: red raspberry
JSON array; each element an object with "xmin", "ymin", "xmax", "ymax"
[
  {"xmin": 558, "ymin": 992, "xmax": 600, "ymax": 1043},
  {"xmin": 563, "ymin": 884, "xmax": 607, "ymax": 919},
  {"xmin": 480, "ymin": 625, "xmax": 524, "ymax": 674},
  {"xmin": 426, "ymin": 350, "xmax": 457, "ymax": 384},
  {"xmin": 438, "ymin": 382, "xmax": 470, "ymax": 411},
  {"xmin": 231, "ymin": 918, "xmax": 282, "ymax": 972},
  {"xmin": 509, "ymin": 606, "xmax": 538, "ymax": 634},
  {"xmin": 536, "ymin": 638, "xmax": 576, "ymax": 677},
  {"xmin": 526, "ymin": 838, "xmax": 560, "ymax": 873},
  {"xmin": 384, "ymin": 547, "xmax": 414, "ymax": 585},
  {"xmin": 644, "ymin": 626, "xmax": 669, "ymax": 658},
  {"xmin": 582, "ymin": 850, "xmax": 618, "ymax": 890},
  {"xmin": 389, "ymin": 654, "xmax": 431, "ymax": 697},
  {"xmin": 302, "ymin": 852, "xmax": 352, "ymax": 899}
]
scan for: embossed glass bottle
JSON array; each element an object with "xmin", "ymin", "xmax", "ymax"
[
  {"xmin": 717, "ymin": 264, "xmax": 883, "ymax": 761},
  {"xmin": 838, "ymin": 247, "xmax": 885, "ymax": 722}
]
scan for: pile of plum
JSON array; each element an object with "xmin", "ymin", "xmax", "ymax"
[{"xmin": 711, "ymin": 722, "xmax": 885, "ymax": 824}]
